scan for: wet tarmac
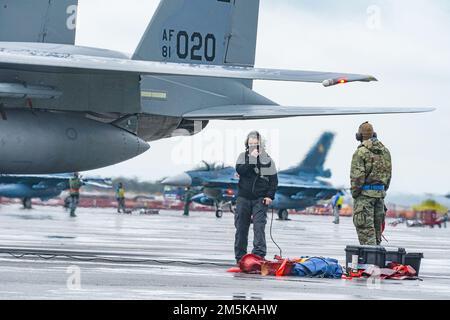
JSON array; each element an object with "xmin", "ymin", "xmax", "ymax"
[{"xmin": 0, "ymin": 204, "xmax": 449, "ymax": 300}]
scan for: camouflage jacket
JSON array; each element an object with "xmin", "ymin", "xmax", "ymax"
[
  {"xmin": 350, "ymin": 139, "xmax": 392, "ymax": 199},
  {"xmin": 69, "ymin": 178, "xmax": 83, "ymax": 195}
]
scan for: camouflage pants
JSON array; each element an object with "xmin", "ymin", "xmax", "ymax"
[
  {"xmin": 353, "ymin": 195, "xmax": 385, "ymax": 245},
  {"xmin": 69, "ymin": 194, "xmax": 79, "ymax": 216}
]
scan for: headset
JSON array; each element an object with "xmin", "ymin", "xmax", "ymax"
[
  {"xmin": 245, "ymin": 131, "xmax": 262, "ymax": 177},
  {"xmin": 355, "ymin": 122, "xmax": 377, "ymax": 142}
]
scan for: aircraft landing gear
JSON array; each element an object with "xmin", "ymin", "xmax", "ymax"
[
  {"xmin": 63, "ymin": 196, "xmax": 70, "ymax": 211},
  {"xmin": 278, "ymin": 209, "xmax": 289, "ymax": 221},
  {"xmin": 214, "ymin": 201, "xmax": 225, "ymax": 219},
  {"xmin": 215, "ymin": 209, "xmax": 223, "ymax": 218},
  {"xmin": 229, "ymin": 203, "xmax": 236, "ymax": 214},
  {"xmin": 213, "ymin": 200, "xmax": 235, "ymax": 218},
  {"xmin": 22, "ymin": 198, "xmax": 32, "ymax": 209}
]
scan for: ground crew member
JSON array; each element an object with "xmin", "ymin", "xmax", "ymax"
[
  {"xmin": 235, "ymin": 131, "xmax": 278, "ymax": 264},
  {"xmin": 116, "ymin": 182, "xmax": 126, "ymax": 213},
  {"xmin": 350, "ymin": 122, "xmax": 392, "ymax": 245},
  {"xmin": 443, "ymin": 211, "xmax": 448, "ymax": 228},
  {"xmin": 69, "ymin": 172, "xmax": 83, "ymax": 218},
  {"xmin": 183, "ymin": 187, "xmax": 194, "ymax": 216},
  {"xmin": 332, "ymin": 191, "xmax": 344, "ymax": 224}
]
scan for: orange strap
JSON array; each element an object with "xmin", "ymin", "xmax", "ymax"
[{"xmin": 276, "ymin": 259, "xmax": 288, "ymax": 277}]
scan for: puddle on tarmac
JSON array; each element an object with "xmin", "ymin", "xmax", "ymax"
[
  {"xmin": 47, "ymin": 235, "xmax": 76, "ymax": 239},
  {"xmin": 232, "ymin": 293, "xmax": 263, "ymax": 300},
  {"xmin": 9, "ymin": 214, "xmax": 54, "ymax": 220}
]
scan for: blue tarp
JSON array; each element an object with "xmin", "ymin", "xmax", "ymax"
[{"xmin": 292, "ymin": 257, "xmax": 343, "ymax": 279}]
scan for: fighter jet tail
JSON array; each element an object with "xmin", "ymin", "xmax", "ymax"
[
  {"xmin": 127, "ymin": 0, "xmax": 432, "ymax": 121},
  {"xmin": 0, "ymin": 0, "xmax": 78, "ymax": 44},
  {"xmin": 133, "ymin": 0, "xmax": 259, "ymax": 86},
  {"xmin": 279, "ymin": 132, "xmax": 335, "ymax": 178}
]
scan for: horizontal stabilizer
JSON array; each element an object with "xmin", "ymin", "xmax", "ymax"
[
  {"xmin": 182, "ymin": 105, "xmax": 435, "ymax": 120},
  {"xmin": 0, "ymin": 45, "xmax": 376, "ymax": 85}
]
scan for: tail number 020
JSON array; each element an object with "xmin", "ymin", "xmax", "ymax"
[{"xmin": 162, "ymin": 31, "xmax": 216, "ymax": 62}]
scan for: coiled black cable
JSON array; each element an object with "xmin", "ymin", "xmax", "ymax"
[
  {"xmin": 4, "ymin": 252, "xmax": 230, "ymax": 267},
  {"xmin": 269, "ymin": 208, "xmax": 283, "ymax": 258}
]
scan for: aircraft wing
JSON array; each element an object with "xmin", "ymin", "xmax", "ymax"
[
  {"xmin": 183, "ymin": 105, "xmax": 434, "ymax": 120},
  {"xmin": 276, "ymin": 182, "xmax": 341, "ymax": 201},
  {"xmin": 0, "ymin": 174, "xmax": 112, "ymax": 189},
  {"xmin": 0, "ymin": 174, "xmax": 67, "ymax": 185},
  {"xmin": 277, "ymin": 182, "xmax": 338, "ymax": 191},
  {"xmin": 203, "ymin": 178, "xmax": 339, "ymax": 201},
  {"xmin": 0, "ymin": 47, "xmax": 376, "ymax": 86},
  {"xmin": 202, "ymin": 178, "xmax": 239, "ymax": 188},
  {"xmin": 203, "ymin": 178, "xmax": 338, "ymax": 191},
  {"xmin": 82, "ymin": 178, "xmax": 113, "ymax": 189}
]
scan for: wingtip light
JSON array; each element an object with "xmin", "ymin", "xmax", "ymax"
[
  {"xmin": 322, "ymin": 78, "xmax": 347, "ymax": 87},
  {"xmin": 322, "ymin": 75, "xmax": 378, "ymax": 87}
]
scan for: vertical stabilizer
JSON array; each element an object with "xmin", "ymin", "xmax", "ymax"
[
  {"xmin": 280, "ymin": 132, "xmax": 335, "ymax": 178},
  {"xmin": 0, "ymin": 0, "xmax": 78, "ymax": 44},
  {"xmin": 133, "ymin": 0, "xmax": 259, "ymax": 67}
]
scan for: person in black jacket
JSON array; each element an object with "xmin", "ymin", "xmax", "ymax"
[{"xmin": 234, "ymin": 131, "xmax": 278, "ymax": 264}]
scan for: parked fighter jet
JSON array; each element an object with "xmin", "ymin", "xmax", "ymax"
[
  {"xmin": 162, "ymin": 132, "xmax": 339, "ymax": 219},
  {"xmin": 0, "ymin": 0, "xmax": 433, "ymax": 175},
  {"xmin": 0, "ymin": 173, "xmax": 112, "ymax": 209}
]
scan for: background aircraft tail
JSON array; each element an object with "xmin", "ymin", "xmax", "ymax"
[
  {"xmin": 0, "ymin": 0, "xmax": 78, "ymax": 44},
  {"xmin": 279, "ymin": 132, "xmax": 335, "ymax": 178}
]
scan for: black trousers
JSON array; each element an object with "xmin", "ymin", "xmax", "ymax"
[{"xmin": 234, "ymin": 197, "xmax": 268, "ymax": 262}]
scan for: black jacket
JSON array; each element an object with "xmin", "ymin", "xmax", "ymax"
[{"xmin": 235, "ymin": 151, "xmax": 278, "ymax": 200}]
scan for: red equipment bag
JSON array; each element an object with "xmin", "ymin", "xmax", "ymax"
[{"xmin": 239, "ymin": 254, "xmax": 264, "ymax": 274}]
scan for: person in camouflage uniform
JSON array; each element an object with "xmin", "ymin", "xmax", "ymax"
[
  {"xmin": 68, "ymin": 172, "xmax": 83, "ymax": 218},
  {"xmin": 350, "ymin": 122, "xmax": 392, "ymax": 245},
  {"xmin": 183, "ymin": 187, "xmax": 195, "ymax": 216},
  {"xmin": 116, "ymin": 182, "xmax": 126, "ymax": 213}
]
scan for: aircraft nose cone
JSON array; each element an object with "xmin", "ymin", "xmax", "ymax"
[
  {"xmin": 161, "ymin": 173, "xmax": 192, "ymax": 187},
  {"xmin": 136, "ymin": 137, "xmax": 150, "ymax": 156}
]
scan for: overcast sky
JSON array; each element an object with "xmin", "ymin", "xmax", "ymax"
[{"xmin": 76, "ymin": 0, "xmax": 450, "ymax": 195}]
